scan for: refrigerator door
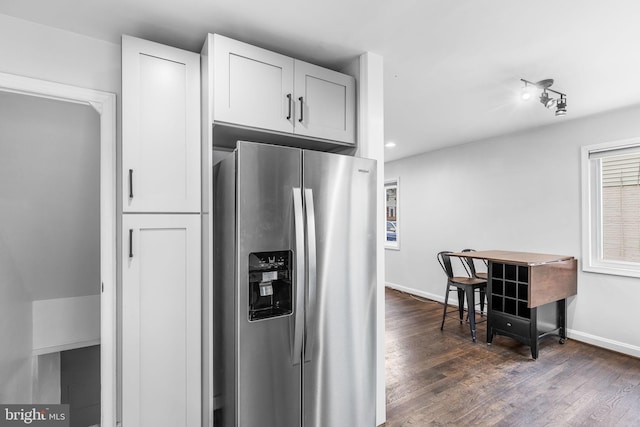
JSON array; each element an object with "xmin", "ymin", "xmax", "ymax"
[
  {"xmin": 236, "ymin": 141, "xmax": 302, "ymax": 427},
  {"xmin": 302, "ymin": 150, "xmax": 377, "ymax": 427}
]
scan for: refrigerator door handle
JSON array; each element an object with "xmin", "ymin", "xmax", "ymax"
[
  {"xmin": 292, "ymin": 187, "xmax": 305, "ymax": 366},
  {"xmin": 304, "ymin": 188, "xmax": 317, "ymax": 362}
]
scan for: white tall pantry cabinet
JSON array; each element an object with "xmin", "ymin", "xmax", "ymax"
[
  {"xmin": 121, "ymin": 36, "xmax": 201, "ymax": 427},
  {"xmin": 121, "ymin": 215, "xmax": 200, "ymax": 426},
  {"xmin": 122, "ymin": 36, "xmax": 201, "ymax": 213}
]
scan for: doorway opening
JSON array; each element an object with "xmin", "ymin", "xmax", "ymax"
[{"xmin": 0, "ymin": 72, "xmax": 116, "ymax": 426}]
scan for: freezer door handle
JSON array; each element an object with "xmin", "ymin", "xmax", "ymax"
[
  {"xmin": 304, "ymin": 188, "xmax": 317, "ymax": 362},
  {"xmin": 292, "ymin": 187, "xmax": 305, "ymax": 365}
]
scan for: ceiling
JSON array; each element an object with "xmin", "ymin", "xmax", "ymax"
[{"xmin": 3, "ymin": 0, "xmax": 640, "ymax": 161}]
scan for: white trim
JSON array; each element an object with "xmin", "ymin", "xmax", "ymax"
[
  {"xmin": 386, "ymin": 282, "xmax": 471, "ymax": 308},
  {"xmin": 385, "ymin": 282, "xmax": 443, "ymax": 303},
  {"xmin": 358, "ymin": 52, "xmax": 386, "ymax": 427},
  {"xmin": 32, "ymin": 339, "xmax": 102, "ymax": 357},
  {"xmin": 585, "ymin": 137, "xmax": 640, "ymax": 157},
  {"xmin": 581, "ymin": 138, "xmax": 640, "ymax": 278},
  {"xmin": 0, "ymin": 72, "xmax": 117, "ymax": 427},
  {"xmin": 567, "ymin": 329, "xmax": 640, "ymax": 358}
]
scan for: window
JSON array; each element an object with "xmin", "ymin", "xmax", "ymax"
[
  {"xmin": 385, "ymin": 179, "xmax": 400, "ymax": 250},
  {"xmin": 582, "ymin": 139, "xmax": 640, "ymax": 277}
]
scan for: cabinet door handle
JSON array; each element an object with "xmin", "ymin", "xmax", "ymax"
[
  {"xmin": 128, "ymin": 169, "xmax": 134, "ymax": 199},
  {"xmin": 128, "ymin": 229, "xmax": 134, "ymax": 258},
  {"xmin": 298, "ymin": 96, "xmax": 304, "ymax": 123},
  {"xmin": 286, "ymin": 94, "xmax": 292, "ymax": 120}
]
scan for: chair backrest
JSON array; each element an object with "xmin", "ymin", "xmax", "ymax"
[
  {"xmin": 462, "ymin": 248, "xmax": 488, "ymax": 276},
  {"xmin": 461, "ymin": 248, "xmax": 478, "ymax": 277},
  {"xmin": 437, "ymin": 251, "xmax": 454, "ymax": 279}
]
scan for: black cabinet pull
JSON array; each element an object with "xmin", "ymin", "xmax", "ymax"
[
  {"xmin": 128, "ymin": 169, "xmax": 134, "ymax": 199},
  {"xmin": 298, "ymin": 96, "xmax": 304, "ymax": 123},
  {"xmin": 286, "ymin": 94, "xmax": 292, "ymax": 120},
  {"xmin": 128, "ymin": 229, "xmax": 134, "ymax": 258}
]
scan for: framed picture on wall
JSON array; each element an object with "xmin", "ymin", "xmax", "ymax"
[{"xmin": 385, "ymin": 178, "xmax": 399, "ymax": 250}]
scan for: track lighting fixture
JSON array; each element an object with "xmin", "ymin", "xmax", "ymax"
[{"xmin": 520, "ymin": 78, "xmax": 567, "ymax": 116}]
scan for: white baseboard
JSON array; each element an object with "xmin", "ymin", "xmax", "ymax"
[
  {"xmin": 385, "ymin": 282, "xmax": 445, "ymax": 304},
  {"xmin": 385, "ymin": 283, "xmax": 640, "ymax": 359},
  {"xmin": 567, "ymin": 329, "xmax": 640, "ymax": 358}
]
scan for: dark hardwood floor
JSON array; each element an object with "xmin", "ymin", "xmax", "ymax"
[{"xmin": 384, "ymin": 287, "xmax": 640, "ymax": 426}]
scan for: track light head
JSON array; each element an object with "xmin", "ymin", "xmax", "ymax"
[
  {"xmin": 555, "ymin": 96, "xmax": 567, "ymax": 117},
  {"xmin": 546, "ymin": 98, "xmax": 557, "ymax": 109},
  {"xmin": 539, "ymin": 90, "xmax": 556, "ymax": 109}
]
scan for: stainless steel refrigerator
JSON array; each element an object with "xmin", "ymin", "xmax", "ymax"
[{"xmin": 213, "ymin": 141, "xmax": 377, "ymax": 427}]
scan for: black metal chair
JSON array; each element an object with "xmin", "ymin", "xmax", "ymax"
[
  {"xmin": 438, "ymin": 251, "xmax": 487, "ymax": 342},
  {"xmin": 461, "ymin": 248, "xmax": 488, "ymax": 313}
]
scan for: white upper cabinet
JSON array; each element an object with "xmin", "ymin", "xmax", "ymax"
[
  {"xmin": 293, "ymin": 60, "xmax": 356, "ymax": 143},
  {"xmin": 213, "ymin": 34, "xmax": 294, "ymax": 134},
  {"xmin": 209, "ymin": 34, "xmax": 356, "ymax": 145},
  {"xmin": 122, "ymin": 36, "xmax": 201, "ymax": 213}
]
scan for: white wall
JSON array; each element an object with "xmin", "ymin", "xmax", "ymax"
[
  {"xmin": 385, "ymin": 104, "xmax": 640, "ymax": 357},
  {"xmin": 33, "ymin": 352, "xmax": 61, "ymax": 404},
  {"xmin": 0, "ymin": 238, "xmax": 33, "ymax": 403},
  {"xmin": 33, "ymin": 296, "xmax": 101, "ymax": 354},
  {"xmin": 0, "ymin": 14, "xmax": 120, "ymax": 94},
  {"xmin": 0, "ymin": 91, "xmax": 101, "ymax": 301}
]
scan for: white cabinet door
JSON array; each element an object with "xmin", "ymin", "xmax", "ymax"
[
  {"xmin": 294, "ymin": 60, "xmax": 356, "ymax": 144},
  {"xmin": 122, "ymin": 36, "xmax": 201, "ymax": 213},
  {"xmin": 122, "ymin": 214, "xmax": 201, "ymax": 427},
  {"xmin": 212, "ymin": 34, "xmax": 294, "ymax": 133}
]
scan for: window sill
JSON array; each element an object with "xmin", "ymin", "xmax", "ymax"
[{"xmin": 583, "ymin": 262, "xmax": 640, "ymax": 279}]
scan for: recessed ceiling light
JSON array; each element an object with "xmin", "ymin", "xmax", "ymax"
[{"xmin": 385, "ymin": 141, "xmax": 396, "ymax": 148}]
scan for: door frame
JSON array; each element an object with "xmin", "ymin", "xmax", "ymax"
[{"xmin": 0, "ymin": 71, "xmax": 117, "ymax": 426}]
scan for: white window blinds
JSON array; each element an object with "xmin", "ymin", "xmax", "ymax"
[{"xmin": 601, "ymin": 153, "xmax": 640, "ymax": 262}]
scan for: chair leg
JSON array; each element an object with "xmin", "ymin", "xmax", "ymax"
[
  {"xmin": 457, "ymin": 288, "xmax": 465, "ymax": 324},
  {"xmin": 479, "ymin": 288, "xmax": 486, "ymax": 316},
  {"xmin": 465, "ymin": 286, "xmax": 477, "ymax": 342},
  {"xmin": 441, "ymin": 285, "xmax": 450, "ymax": 330}
]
